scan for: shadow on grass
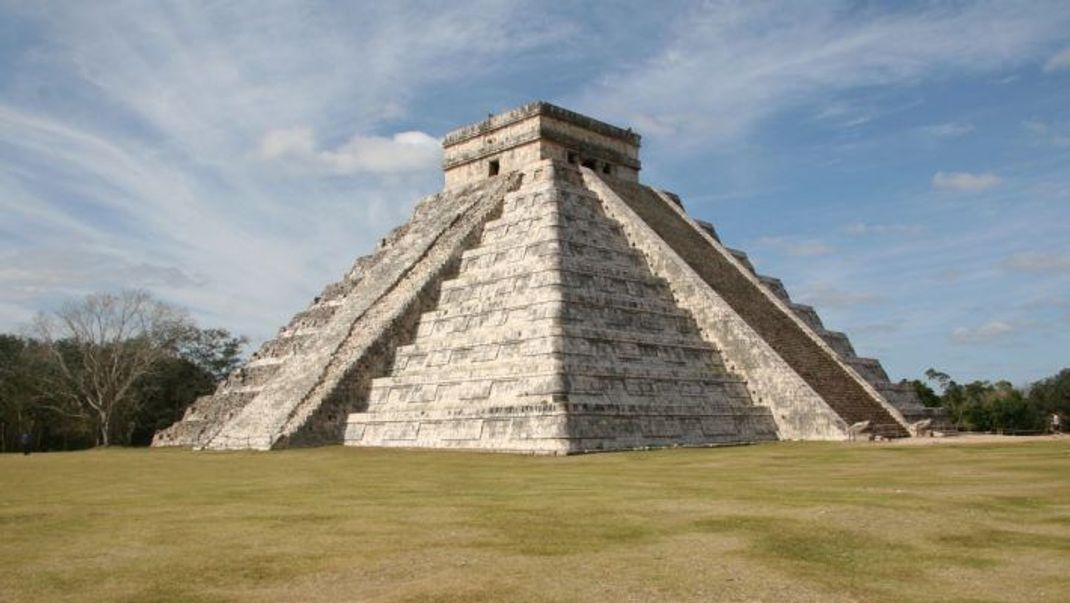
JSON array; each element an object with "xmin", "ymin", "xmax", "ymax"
[
  {"xmin": 694, "ymin": 514, "xmax": 997, "ymax": 596},
  {"xmin": 470, "ymin": 506, "xmax": 660, "ymax": 556}
]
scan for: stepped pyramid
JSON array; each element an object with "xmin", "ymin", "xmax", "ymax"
[{"xmin": 155, "ymin": 102, "xmax": 939, "ymax": 453}]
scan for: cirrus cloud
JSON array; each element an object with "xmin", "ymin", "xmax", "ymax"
[
  {"xmin": 797, "ymin": 283, "xmax": 880, "ymax": 308},
  {"xmin": 258, "ymin": 128, "xmax": 441, "ymax": 175},
  {"xmin": 932, "ymin": 171, "xmax": 1002, "ymax": 192},
  {"xmin": 921, "ymin": 122, "xmax": 975, "ymax": 139},
  {"xmin": 756, "ymin": 236, "xmax": 834, "ymax": 257},
  {"xmin": 949, "ymin": 320, "xmax": 1021, "ymax": 344},
  {"xmin": 1043, "ymin": 46, "xmax": 1070, "ymax": 72},
  {"xmin": 1002, "ymin": 251, "xmax": 1070, "ymax": 275}
]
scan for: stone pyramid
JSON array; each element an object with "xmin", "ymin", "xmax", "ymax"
[{"xmin": 155, "ymin": 102, "xmax": 935, "ymax": 453}]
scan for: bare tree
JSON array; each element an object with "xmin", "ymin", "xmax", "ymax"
[{"xmin": 33, "ymin": 290, "xmax": 192, "ymax": 446}]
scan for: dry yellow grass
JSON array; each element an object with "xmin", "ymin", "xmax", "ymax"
[{"xmin": 2, "ymin": 439, "xmax": 1069, "ymax": 602}]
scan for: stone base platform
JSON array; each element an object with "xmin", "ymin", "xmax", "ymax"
[{"xmin": 345, "ymin": 401, "xmax": 779, "ymax": 455}]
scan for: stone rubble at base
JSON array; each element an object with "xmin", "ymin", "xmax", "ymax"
[{"xmin": 154, "ymin": 102, "xmax": 943, "ymax": 454}]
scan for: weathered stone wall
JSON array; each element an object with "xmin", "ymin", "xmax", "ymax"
[
  {"xmin": 158, "ymin": 102, "xmax": 928, "ymax": 453},
  {"xmin": 583, "ymin": 172, "xmax": 849, "ymax": 440},
  {"xmin": 587, "ymin": 171, "xmax": 910, "ymax": 438},
  {"xmin": 443, "ymin": 102, "xmax": 640, "ymax": 188},
  {"xmin": 444, "ymin": 140, "xmax": 544, "ymax": 189},
  {"xmin": 348, "ymin": 160, "xmax": 777, "ymax": 453},
  {"xmin": 155, "ymin": 173, "xmax": 520, "ymax": 450},
  {"xmin": 710, "ymin": 224, "xmax": 943, "ymax": 427}
]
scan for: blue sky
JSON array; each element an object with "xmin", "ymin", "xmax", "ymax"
[{"xmin": 1, "ymin": 1, "xmax": 1068, "ymax": 384}]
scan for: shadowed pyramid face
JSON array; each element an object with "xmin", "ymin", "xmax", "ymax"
[{"xmin": 155, "ymin": 103, "xmax": 933, "ymax": 454}]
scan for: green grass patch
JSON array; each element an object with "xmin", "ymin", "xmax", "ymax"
[{"xmin": 2, "ymin": 441, "xmax": 1069, "ymax": 602}]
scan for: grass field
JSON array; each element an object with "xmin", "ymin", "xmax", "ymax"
[{"xmin": 2, "ymin": 440, "xmax": 1069, "ymax": 602}]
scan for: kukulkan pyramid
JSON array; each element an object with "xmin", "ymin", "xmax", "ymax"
[{"xmin": 155, "ymin": 102, "xmax": 940, "ymax": 453}]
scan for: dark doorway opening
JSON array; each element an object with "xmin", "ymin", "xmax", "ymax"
[
  {"xmin": 581, "ymin": 158, "xmax": 597, "ymax": 170},
  {"xmin": 488, "ymin": 159, "xmax": 500, "ymax": 176}
]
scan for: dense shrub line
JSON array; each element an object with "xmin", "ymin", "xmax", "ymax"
[{"xmin": 903, "ymin": 368, "xmax": 1069, "ymax": 434}]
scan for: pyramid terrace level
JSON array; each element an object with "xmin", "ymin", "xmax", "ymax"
[
  {"xmin": 442, "ymin": 102, "xmax": 641, "ymax": 188},
  {"xmin": 154, "ymin": 102, "xmax": 942, "ymax": 453}
]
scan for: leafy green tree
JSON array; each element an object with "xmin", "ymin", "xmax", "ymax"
[
  {"xmin": 922, "ymin": 368, "xmax": 1059, "ymax": 433},
  {"xmin": 0, "ymin": 335, "xmax": 33, "ymax": 452},
  {"xmin": 126, "ymin": 356, "xmax": 216, "ymax": 446},
  {"xmin": 981, "ymin": 381, "xmax": 1037, "ymax": 434},
  {"xmin": 174, "ymin": 327, "xmax": 247, "ymax": 382},
  {"xmin": 903, "ymin": 378, "xmax": 942, "ymax": 407},
  {"xmin": 1026, "ymin": 368, "xmax": 1070, "ymax": 419}
]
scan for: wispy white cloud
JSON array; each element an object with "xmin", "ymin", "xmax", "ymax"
[
  {"xmin": 258, "ymin": 128, "xmax": 440, "ymax": 175},
  {"xmin": 845, "ymin": 222, "xmax": 925, "ymax": 237},
  {"xmin": 757, "ymin": 236, "xmax": 833, "ymax": 257},
  {"xmin": 814, "ymin": 101, "xmax": 874, "ymax": 128},
  {"xmin": 846, "ymin": 319, "xmax": 902, "ymax": 335},
  {"xmin": 1022, "ymin": 119, "xmax": 1070, "ymax": 147},
  {"xmin": 921, "ymin": 121, "xmax": 975, "ymax": 138},
  {"xmin": 949, "ymin": 320, "xmax": 1022, "ymax": 344},
  {"xmin": 1002, "ymin": 251, "xmax": 1070, "ymax": 275},
  {"xmin": 797, "ymin": 283, "xmax": 880, "ymax": 308},
  {"xmin": 932, "ymin": 171, "xmax": 1002, "ymax": 192},
  {"xmin": 575, "ymin": 2, "xmax": 1070, "ymax": 146},
  {"xmin": 0, "ymin": 1, "xmax": 570, "ymax": 338},
  {"xmin": 1, "ymin": 1, "xmax": 1069, "ymax": 388},
  {"xmin": 1043, "ymin": 46, "xmax": 1070, "ymax": 72}
]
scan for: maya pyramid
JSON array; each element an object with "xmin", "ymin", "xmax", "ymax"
[{"xmin": 154, "ymin": 102, "xmax": 939, "ymax": 454}]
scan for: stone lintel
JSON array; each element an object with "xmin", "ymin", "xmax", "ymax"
[
  {"xmin": 443, "ymin": 101, "xmax": 641, "ymax": 148},
  {"xmin": 442, "ymin": 102, "xmax": 642, "ymax": 188}
]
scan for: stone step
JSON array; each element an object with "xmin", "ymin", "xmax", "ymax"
[
  {"xmin": 874, "ymin": 381, "xmax": 929, "ymax": 412},
  {"xmin": 726, "ymin": 248, "xmax": 755, "ymax": 273},
  {"xmin": 386, "ymin": 354, "xmax": 740, "ymax": 386},
  {"xmin": 395, "ymin": 324, "xmax": 716, "ymax": 363},
  {"xmin": 820, "ymin": 330, "xmax": 856, "ymax": 358},
  {"xmin": 481, "ymin": 203, "xmax": 624, "ymax": 241},
  {"xmin": 256, "ymin": 332, "xmax": 315, "ymax": 359},
  {"xmin": 844, "ymin": 357, "xmax": 891, "ymax": 383},
  {"xmin": 757, "ymin": 275, "xmax": 791, "ymax": 303},
  {"xmin": 693, "ymin": 219, "xmax": 720, "ymax": 242},
  {"xmin": 460, "ymin": 231, "xmax": 647, "ymax": 269},
  {"xmin": 370, "ymin": 375, "xmax": 753, "ymax": 410},
  {"xmin": 442, "ymin": 258, "xmax": 671, "ymax": 293},
  {"xmin": 414, "ymin": 310, "xmax": 559, "ymax": 339},
  {"xmin": 287, "ymin": 303, "xmax": 340, "ymax": 330},
  {"xmin": 219, "ymin": 356, "xmax": 285, "ymax": 389},
  {"xmin": 428, "ymin": 284, "xmax": 690, "ymax": 323},
  {"xmin": 395, "ymin": 333, "xmax": 726, "ymax": 375},
  {"xmin": 788, "ymin": 303, "xmax": 824, "ymax": 331}
]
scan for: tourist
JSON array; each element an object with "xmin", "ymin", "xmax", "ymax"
[
  {"xmin": 1053, "ymin": 413, "xmax": 1062, "ymax": 435},
  {"xmin": 20, "ymin": 432, "xmax": 32, "ymax": 455}
]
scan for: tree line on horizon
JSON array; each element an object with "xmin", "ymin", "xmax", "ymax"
[
  {"xmin": 903, "ymin": 368, "xmax": 1068, "ymax": 435},
  {"xmin": 1, "ymin": 290, "xmax": 1067, "ymax": 452},
  {"xmin": 0, "ymin": 290, "xmax": 245, "ymax": 452}
]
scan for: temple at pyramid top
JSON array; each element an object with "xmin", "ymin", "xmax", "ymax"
[
  {"xmin": 155, "ymin": 101, "xmax": 946, "ymax": 453},
  {"xmin": 442, "ymin": 101, "xmax": 642, "ymax": 187}
]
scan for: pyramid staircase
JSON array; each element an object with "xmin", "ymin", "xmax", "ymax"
[
  {"xmin": 346, "ymin": 161, "xmax": 779, "ymax": 453},
  {"xmin": 587, "ymin": 174, "xmax": 910, "ymax": 439},
  {"xmin": 154, "ymin": 174, "xmax": 521, "ymax": 449},
  {"xmin": 154, "ymin": 101, "xmax": 921, "ymax": 452},
  {"xmin": 695, "ymin": 222, "xmax": 942, "ymax": 427}
]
